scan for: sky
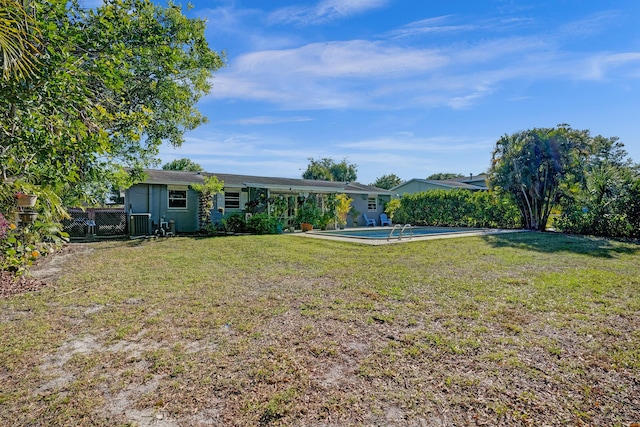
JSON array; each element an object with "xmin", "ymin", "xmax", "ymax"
[{"xmin": 141, "ymin": 0, "xmax": 640, "ymax": 184}]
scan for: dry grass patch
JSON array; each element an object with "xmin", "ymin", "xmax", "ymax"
[{"xmin": 0, "ymin": 233, "xmax": 639, "ymax": 426}]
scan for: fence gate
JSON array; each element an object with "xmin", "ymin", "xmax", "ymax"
[{"xmin": 63, "ymin": 208, "xmax": 127, "ymax": 239}]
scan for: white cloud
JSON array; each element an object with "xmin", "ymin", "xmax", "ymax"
[
  {"xmin": 387, "ymin": 15, "xmax": 476, "ymax": 39},
  {"xmin": 159, "ymin": 129, "xmax": 495, "ymax": 183},
  {"xmin": 269, "ymin": 0, "xmax": 388, "ymax": 25},
  {"xmin": 583, "ymin": 52, "xmax": 640, "ymax": 80},
  {"xmin": 558, "ymin": 10, "xmax": 621, "ymax": 38},
  {"xmin": 222, "ymin": 116, "xmax": 314, "ymax": 125}
]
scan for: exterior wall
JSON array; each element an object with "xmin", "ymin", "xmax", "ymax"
[
  {"xmin": 393, "ymin": 181, "xmax": 446, "ymax": 196},
  {"xmin": 126, "ymin": 180, "xmax": 391, "ymax": 231},
  {"xmin": 210, "ymin": 188, "xmax": 249, "ymax": 225},
  {"xmin": 125, "ymin": 183, "xmax": 200, "ymax": 233},
  {"xmin": 348, "ymin": 194, "xmax": 390, "ymax": 226}
]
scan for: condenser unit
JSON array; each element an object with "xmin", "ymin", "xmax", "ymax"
[{"xmin": 129, "ymin": 213, "xmax": 151, "ymax": 236}]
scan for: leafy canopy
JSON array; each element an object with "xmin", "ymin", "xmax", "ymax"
[
  {"xmin": 555, "ymin": 135, "xmax": 640, "ymax": 237},
  {"xmin": 163, "ymin": 158, "xmax": 204, "ymax": 172},
  {"xmin": 302, "ymin": 158, "xmax": 357, "ymax": 182},
  {"xmin": 0, "ymin": 0, "xmax": 224, "ymax": 205},
  {"xmin": 488, "ymin": 125, "xmax": 590, "ymax": 231},
  {"xmin": 427, "ymin": 173, "xmax": 465, "ymax": 180},
  {"xmin": 371, "ymin": 174, "xmax": 403, "ymax": 189}
]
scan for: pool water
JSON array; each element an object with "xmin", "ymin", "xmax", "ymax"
[{"xmin": 316, "ymin": 226, "xmax": 484, "ymax": 239}]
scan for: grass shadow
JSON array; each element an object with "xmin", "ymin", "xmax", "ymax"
[{"xmin": 483, "ymin": 231, "xmax": 640, "ymax": 258}]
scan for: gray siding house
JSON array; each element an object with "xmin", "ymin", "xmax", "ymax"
[
  {"xmin": 124, "ymin": 169, "xmax": 392, "ymax": 234},
  {"xmin": 391, "ymin": 174, "xmax": 488, "ymax": 196}
]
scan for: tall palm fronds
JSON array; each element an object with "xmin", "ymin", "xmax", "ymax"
[{"xmin": 0, "ymin": 0, "xmax": 40, "ymax": 80}]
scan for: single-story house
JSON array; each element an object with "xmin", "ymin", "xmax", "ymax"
[
  {"xmin": 391, "ymin": 173, "xmax": 488, "ymax": 196},
  {"xmin": 124, "ymin": 169, "xmax": 392, "ymax": 234}
]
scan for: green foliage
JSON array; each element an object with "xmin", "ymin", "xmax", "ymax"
[
  {"xmin": 335, "ymin": 194, "xmax": 352, "ymax": 226},
  {"xmin": 391, "ymin": 189, "xmax": 520, "ymax": 228},
  {"xmin": 268, "ymin": 195, "xmax": 289, "ymax": 221},
  {"xmin": 0, "ymin": 211, "xmax": 67, "ymax": 274},
  {"xmin": 295, "ymin": 197, "xmax": 322, "ymax": 226},
  {"xmin": 0, "ymin": 0, "xmax": 41, "ymax": 80},
  {"xmin": 384, "ymin": 198, "xmax": 402, "ymax": 220},
  {"xmin": 246, "ymin": 213, "xmax": 279, "ymax": 235},
  {"xmin": 1, "ymin": 0, "xmax": 224, "ymax": 203},
  {"xmin": 371, "ymin": 174, "xmax": 403, "ymax": 189},
  {"xmin": 302, "ymin": 158, "xmax": 357, "ymax": 182},
  {"xmin": 162, "ymin": 159, "xmax": 203, "ymax": 172},
  {"xmin": 0, "ymin": 179, "xmax": 68, "ymax": 274},
  {"xmin": 488, "ymin": 125, "xmax": 589, "ymax": 230},
  {"xmin": 190, "ymin": 176, "xmax": 224, "ymax": 231},
  {"xmin": 427, "ymin": 173, "xmax": 465, "ymax": 180},
  {"xmin": 223, "ymin": 213, "xmax": 246, "ymax": 233},
  {"xmin": 548, "ymin": 133, "xmax": 640, "ymax": 238},
  {"xmin": 555, "ymin": 164, "xmax": 640, "ymax": 238}
]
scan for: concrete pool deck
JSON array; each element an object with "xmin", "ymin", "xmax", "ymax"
[{"xmin": 291, "ymin": 226, "xmax": 527, "ymax": 245}]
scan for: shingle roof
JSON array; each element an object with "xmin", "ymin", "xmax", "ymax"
[
  {"xmin": 141, "ymin": 169, "xmax": 206, "ymax": 185},
  {"xmin": 391, "ymin": 178, "xmax": 485, "ymax": 191},
  {"xmin": 139, "ymin": 169, "xmax": 391, "ymax": 195}
]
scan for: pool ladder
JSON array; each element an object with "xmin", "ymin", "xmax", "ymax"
[{"xmin": 388, "ymin": 224, "xmax": 413, "ymax": 241}]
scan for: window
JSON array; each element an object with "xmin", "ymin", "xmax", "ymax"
[
  {"xmin": 168, "ymin": 190, "xmax": 187, "ymax": 209},
  {"xmin": 367, "ymin": 197, "xmax": 377, "ymax": 211},
  {"xmin": 225, "ymin": 192, "xmax": 240, "ymax": 209}
]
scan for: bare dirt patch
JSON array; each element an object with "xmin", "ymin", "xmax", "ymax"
[{"xmin": 1, "ymin": 243, "xmax": 93, "ymax": 298}]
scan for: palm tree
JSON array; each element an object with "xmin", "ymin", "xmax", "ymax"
[{"xmin": 0, "ymin": 0, "xmax": 40, "ymax": 80}]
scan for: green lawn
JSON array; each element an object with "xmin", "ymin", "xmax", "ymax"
[{"xmin": 1, "ymin": 232, "xmax": 639, "ymax": 426}]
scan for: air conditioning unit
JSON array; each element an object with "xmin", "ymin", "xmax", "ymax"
[{"xmin": 130, "ymin": 213, "xmax": 151, "ymax": 236}]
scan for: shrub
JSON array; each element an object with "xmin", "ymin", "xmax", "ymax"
[
  {"xmin": 246, "ymin": 213, "xmax": 279, "ymax": 235},
  {"xmin": 392, "ymin": 190, "xmax": 520, "ymax": 229},
  {"xmin": 0, "ymin": 213, "xmax": 42, "ymax": 274},
  {"xmin": 223, "ymin": 213, "xmax": 246, "ymax": 233}
]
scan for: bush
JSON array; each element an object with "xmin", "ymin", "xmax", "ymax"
[
  {"xmin": 0, "ymin": 213, "xmax": 45, "ymax": 274},
  {"xmin": 223, "ymin": 213, "xmax": 246, "ymax": 233},
  {"xmin": 555, "ymin": 178, "xmax": 640, "ymax": 239},
  {"xmin": 392, "ymin": 190, "xmax": 520, "ymax": 229},
  {"xmin": 246, "ymin": 213, "xmax": 280, "ymax": 235}
]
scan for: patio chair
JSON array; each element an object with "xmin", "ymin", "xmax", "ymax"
[
  {"xmin": 363, "ymin": 213, "xmax": 377, "ymax": 226},
  {"xmin": 380, "ymin": 213, "xmax": 392, "ymax": 226}
]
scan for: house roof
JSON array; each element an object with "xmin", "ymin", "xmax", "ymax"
[
  {"xmin": 139, "ymin": 169, "xmax": 391, "ymax": 195},
  {"xmin": 140, "ymin": 169, "xmax": 206, "ymax": 185},
  {"xmin": 391, "ymin": 178, "xmax": 485, "ymax": 192},
  {"xmin": 445, "ymin": 173, "xmax": 488, "ymax": 188}
]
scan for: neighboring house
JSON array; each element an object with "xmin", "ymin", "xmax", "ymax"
[
  {"xmin": 124, "ymin": 169, "xmax": 392, "ymax": 234},
  {"xmin": 391, "ymin": 174, "xmax": 488, "ymax": 196}
]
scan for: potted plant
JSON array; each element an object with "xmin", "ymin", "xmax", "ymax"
[
  {"xmin": 16, "ymin": 192, "xmax": 38, "ymax": 207},
  {"xmin": 335, "ymin": 193, "xmax": 352, "ymax": 229},
  {"xmin": 296, "ymin": 199, "xmax": 321, "ymax": 231}
]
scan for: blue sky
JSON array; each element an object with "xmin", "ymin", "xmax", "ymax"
[{"xmin": 152, "ymin": 0, "xmax": 640, "ymax": 184}]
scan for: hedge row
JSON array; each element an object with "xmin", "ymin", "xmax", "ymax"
[{"xmin": 392, "ymin": 189, "xmax": 521, "ymax": 229}]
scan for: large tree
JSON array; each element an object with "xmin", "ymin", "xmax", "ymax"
[
  {"xmin": 163, "ymin": 158, "xmax": 203, "ymax": 172},
  {"xmin": 427, "ymin": 173, "xmax": 465, "ymax": 180},
  {"xmin": 555, "ymin": 135, "xmax": 640, "ymax": 237},
  {"xmin": 488, "ymin": 125, "xmax": 589, "ymax": 231},
  {"xmin": 302, "ymin": 157, "xmax": 357, "ymax": 182},
  {"xmin": 371, "ymin": 173, "xmax": 402, "ymax": 189},
  {"xmin": 0, "ymin": 0, "xmax": 224, "ymax": 204}
]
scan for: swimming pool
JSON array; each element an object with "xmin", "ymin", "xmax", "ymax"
[
  {"xmin": 320, "ymin": 226, "xmax": 482, "ymax": 239},
  {"xmin": 298, "ymin": 226, "xmax": 519, "ymax": 245}
]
